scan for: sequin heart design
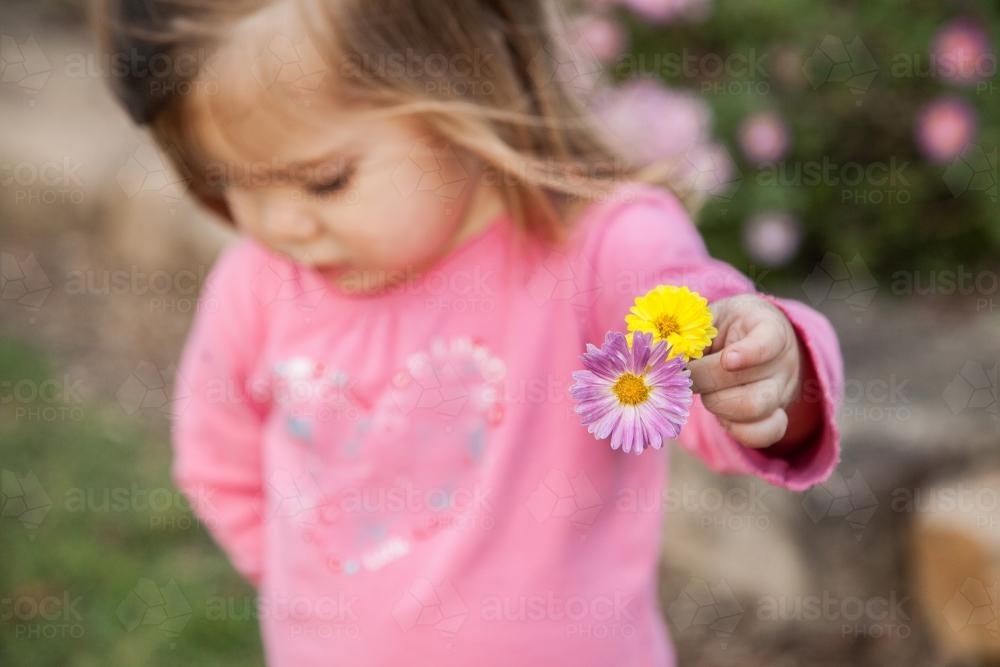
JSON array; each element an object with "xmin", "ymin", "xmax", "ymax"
[{"xmin": 266, "ymin": 337, "xmax": 506, "ymax": 576}]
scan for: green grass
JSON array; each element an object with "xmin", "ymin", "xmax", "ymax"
[{"xmin": 0, "ymin": 337, "xmax": 264, "ymax": 666}]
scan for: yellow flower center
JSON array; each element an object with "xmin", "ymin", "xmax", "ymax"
[
  {"xmin": 612, "ymin": 373, "xmax": 650, "ymax": 406},
  {"xmin": 655, "ymin": 314, "xmax": 680, "ymax": 339}
]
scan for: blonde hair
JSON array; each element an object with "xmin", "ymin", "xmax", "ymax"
[{"xmin": 94, "ymin": 0, "xmax": 673, "ymax": 243}]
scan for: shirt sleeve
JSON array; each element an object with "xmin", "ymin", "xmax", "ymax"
[
  {"xmin": 171, "ymin": 239, "xmax": 270, "ymax": 585},
  {"xmin": 577, "ymin": 186, "xmax": 843, "ymax": 491}
]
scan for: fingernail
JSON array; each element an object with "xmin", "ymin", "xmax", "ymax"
[{"xmin": 725, "ymin": 351, "xmax": 742, "ymax": 369}]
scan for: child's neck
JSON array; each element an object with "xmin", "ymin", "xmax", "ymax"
[{"xmin": 439, "ymin": 181, "xmax": 507, "ymax": 260}]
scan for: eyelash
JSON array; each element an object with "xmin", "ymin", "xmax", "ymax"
[{"xmin": 307, "ymin": 165, "xmax": 356, "ymax": 196}]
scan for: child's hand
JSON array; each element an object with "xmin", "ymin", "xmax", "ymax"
[{"xmin": 688, "ymin": 295, "xmax": 821, "ymax": 450}]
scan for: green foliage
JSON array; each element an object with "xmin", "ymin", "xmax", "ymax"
[
  {"xmin": 620, "ymin": 0, "xmax": 999, "ymax": 283},
  {"xmin": 0, "ymin": 340, "xmax": 264, "ymax": 666}
]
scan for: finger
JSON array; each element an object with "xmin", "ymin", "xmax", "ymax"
[
  {"xmin": 705, "ymin": 294, "xmax": 768, "ymax": 355},
  {"xmin": 701, "ymin": 378, "xmax": 785, "ymax": 423},
  {"xmin": 689, "ymin": 352, "xmax": 775, "ymax": 394},
  {"xmin": 704, "ymin": 300, "xmax": 733, "ymax": 355},
  {"xmin": 721, "ymin": 319, "xmax": 788, "ymax": 372},
  {"xmin": 720, "ymin": 409, "xmax": 788, "ymax": 449}
]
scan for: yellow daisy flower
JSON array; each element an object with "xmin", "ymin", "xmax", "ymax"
[{"xmin": 625, "ymin": 286, "xmax": 717, "ymax": 361}]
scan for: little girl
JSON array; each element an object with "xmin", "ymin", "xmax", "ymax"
[{"xmin": 100, "ymin": 1, "xmax": 843, "ymax": 664}]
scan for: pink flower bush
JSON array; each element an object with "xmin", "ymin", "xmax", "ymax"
[
  {"xmin": 592, "ymin": 79, "xmax": 738, "ymax": 205},
  {"xmin": 742, "ymin": 212, "xmax": 803, "ymax": 268},
  {"xmin": 915, "ymin": 97, "xmax": 978, "ymax": 164},
  {"xmin": 574, "ymin": 14, "xmax": 629, "ymax": 64},
  {"xmin": 593, "ymin": 79, "xmax": 711, "ymax": 162},
  {"xmin": 738, "ymin": 111, "xmax": 791, "ymax": 165},
  {"xmin": 931, "ymin": 19, "xmax": 995, "ymax": 87},
  {"xmin": 591, "ymin": 0, "xmax": 713, "ymax": 24}
]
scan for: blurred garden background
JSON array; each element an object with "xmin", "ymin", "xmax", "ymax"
[{"xmin": 1, "ymin": 0, "xmax": 998, "ymax": 665}]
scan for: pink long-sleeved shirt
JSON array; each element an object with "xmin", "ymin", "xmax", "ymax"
[{"xmin": 172, "ymin": 184, "xmax": 842, "ymax": 666}]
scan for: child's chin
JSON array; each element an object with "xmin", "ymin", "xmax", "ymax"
[{"xmin": 315, "ymin": 259, "xmax": 347, "ymax": 271}]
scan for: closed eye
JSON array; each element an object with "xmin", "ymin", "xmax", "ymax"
[{"xmin": 307, "ymin": 163, "xmax": 356, "ymax": 196}]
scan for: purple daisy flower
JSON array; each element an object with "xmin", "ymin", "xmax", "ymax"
[{"xmin": 570, "ymin": 331, "xmax": 693, "ymax": 455}]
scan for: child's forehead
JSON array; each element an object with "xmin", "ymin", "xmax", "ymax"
[
  {"xmin": 184, "ymin": 3, "xmax": 346, "ymax": 166},
  {"xmin": 202, "ymin": 1, "xmax": 333, "ymax": 108},
  {"xmin": 184, "ymin": 85, "xmax": 350, "ymax": 168}
]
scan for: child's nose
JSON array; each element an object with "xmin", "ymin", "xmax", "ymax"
[{"xmin": 265, "ymin": 211, "xmax": 321, "ymax": 242}]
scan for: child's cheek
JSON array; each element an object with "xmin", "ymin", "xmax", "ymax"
[{"xmin": 360, "ymin": 192, "xmax": 464, "ymax": 269}]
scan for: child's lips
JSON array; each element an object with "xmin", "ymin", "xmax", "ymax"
[{"xmin": 318, "ymin": 261, "xmax": 352, "ymax": 278}]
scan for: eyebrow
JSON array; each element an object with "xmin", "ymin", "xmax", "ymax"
[
  {"xmin": 269, "ymin": 150, "xmax": 357, "ymax": 182},
  {"xmin": 197, "ymin": 148, "xmax": 356, "ymax": 191},
  {"xmin": 285, "ymin": 149, "xmax": 355, "ymax": 170}
]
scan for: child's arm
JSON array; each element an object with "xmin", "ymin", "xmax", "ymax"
[
  {"xmin": 582, "ymin": 189, "xmax": 842, "ymax": 490},
  {"xmin": 171, "ymin": 241, "xmax": 269, "ymax": 586}
]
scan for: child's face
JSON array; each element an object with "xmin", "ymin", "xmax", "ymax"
[{"xmin": 186, "ymin": 5, "xmax": 484, "ymax": 293}]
